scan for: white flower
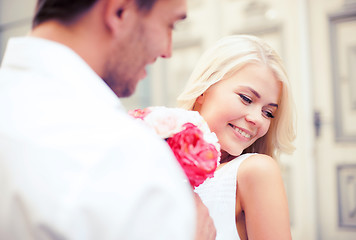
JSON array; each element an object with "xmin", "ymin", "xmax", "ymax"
[{"xmin": 129, "ymin": 106, "xmax": 221, "ymax": 164}]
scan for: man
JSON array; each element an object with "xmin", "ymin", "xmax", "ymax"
[{"xmin": 0, "ymin": 0, "xmax": 215, "ymax": 239}]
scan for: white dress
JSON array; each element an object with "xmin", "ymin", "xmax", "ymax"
[{"xmin": 195, "ymin": 153, "xmax": 255, "ymax": 240}]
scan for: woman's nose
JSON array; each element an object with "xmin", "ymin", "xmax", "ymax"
[{"xmin": 245, "ymin": 108, "xmax": 263, "ymax": 126}]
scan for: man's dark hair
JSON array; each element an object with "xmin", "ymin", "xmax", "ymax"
[{"xmin": 32, "ymin": 0, "xmax": 158, "ymax": 28}]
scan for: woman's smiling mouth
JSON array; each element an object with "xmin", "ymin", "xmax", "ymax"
[{"xmin": 228, "ymin": 123, "xmax": 252, "ymax": 139}]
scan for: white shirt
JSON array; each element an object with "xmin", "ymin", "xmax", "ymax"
[{"xmin": 0, "ymin": 37, "xmax": 195, "ymax": 240}]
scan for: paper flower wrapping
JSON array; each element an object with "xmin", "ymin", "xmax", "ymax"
[{"xmin": 129, "ymin": 106, "xmax": 220, "ymax": 187}]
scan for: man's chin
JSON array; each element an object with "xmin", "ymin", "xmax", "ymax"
[
  {"xmin": 138, "ymin": 68, "xmax": 147, "ymax": 80},
  {"xmin": 113, "ymin": 70, "xmax": 146, "ymax": 98},
  {"xmin": 115, "ymin": 85, "xmax": 136, "ymax": 98}
]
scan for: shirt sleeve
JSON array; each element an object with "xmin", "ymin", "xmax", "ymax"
[
  {"xmin": 0, "ymin": 38, "xmax": 196, "ymax": 239},
  {"xmin": 0, "ymin": 113, "xmax": 196, "ymax": 240}
]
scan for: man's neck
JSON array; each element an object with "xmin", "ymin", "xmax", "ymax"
[{"xmin": 31, "ymin": 19, "xmax": 109, "ymax": 79}]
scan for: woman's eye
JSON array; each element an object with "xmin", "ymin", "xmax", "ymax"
[
  {"xmin": 263, "ymin": 110, "xmax": 275, "ymax": 119},
  {"xmin": 239, "ymin": 94, "xmax": 252, "ymax": 104}
]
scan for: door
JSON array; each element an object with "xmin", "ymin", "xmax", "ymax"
[{"xmin": 310, "ymin": 0, "xmax": 356, "ymax": 239}]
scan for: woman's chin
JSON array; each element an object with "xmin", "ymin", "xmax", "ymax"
[{"xmin": 219, "ymin": 149, "xmax": 242, "ymax": 163}]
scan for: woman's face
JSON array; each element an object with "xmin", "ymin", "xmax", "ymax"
[{"xmin": 195, "ymin": 63, "xmax": 281, "ymax": 158}]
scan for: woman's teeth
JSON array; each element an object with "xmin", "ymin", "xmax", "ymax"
[{"xmin": 229, "ymin": 124, "xmax": 252, "ymax": 139}]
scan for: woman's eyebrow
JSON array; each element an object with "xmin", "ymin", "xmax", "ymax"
[
  {"xmin": 269, "ymin": 103, "xmax": 279, "ymax": 108},
  {"xmin": 245, "ymin": 86, "xmax": 278, "ymax": 108},
  {"xmin": 245, "ymin": 86, "xmax": 260, "ymax": 98}
]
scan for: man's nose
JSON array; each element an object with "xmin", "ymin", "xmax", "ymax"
[{"xmin": 160, "ymin": 34, "xmax": 172, "ymax": 58}]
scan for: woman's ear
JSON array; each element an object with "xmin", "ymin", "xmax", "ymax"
[
  {"xmin": 196, "ymin": 93, "xmax": 205, "ymax": 104},
  {"xmin": 193, "ymin": 93, "xmax": 205, "ymax": 111}
]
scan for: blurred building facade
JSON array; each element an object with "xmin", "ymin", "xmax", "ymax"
[{"xmin": 1, "ymin": 0, "xmax": 356, "ymax": 239}]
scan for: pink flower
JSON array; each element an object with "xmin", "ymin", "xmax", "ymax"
[
  {"xmin": 128, "ymin": 108, "xmax": 151, "ymax": 120},
  {"xmin": 129, "ymin": 106, "xmax": 220, "ymax": 188},
  {"xmin": 167, "ymin": 123, "xmax": 219, "ymax": 187}
]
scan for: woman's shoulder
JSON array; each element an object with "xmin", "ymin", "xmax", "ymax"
[
  {"xmin": 239, "ymin": 153, "xmax": 279, "ymax": 171},
  {"xmin": 237, "ymin": 153, "xmax": 282, "ymax": 187}
]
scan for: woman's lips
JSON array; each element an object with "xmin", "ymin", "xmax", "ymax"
[{"xmin": 228, "ymin": 123, "xmax": 253, "ymax": 140}]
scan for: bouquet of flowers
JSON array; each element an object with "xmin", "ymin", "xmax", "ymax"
[{"xmin": 129, "ymin": 106, "xmax": 220, "ymax": 188}]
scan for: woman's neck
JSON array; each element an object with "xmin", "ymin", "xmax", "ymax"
[{"xmin": 219, "ymin": 151, "xmax": 238, "ymax": 164}]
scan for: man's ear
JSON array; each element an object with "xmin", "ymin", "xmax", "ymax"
[{"xmin": 104, "ymin": 0, "xmax": 135, "ymax": 34}]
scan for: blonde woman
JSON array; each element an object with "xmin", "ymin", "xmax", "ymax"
[{"xmin": 178, "ymin": 35, "xmax": 296, "ymax": 240}]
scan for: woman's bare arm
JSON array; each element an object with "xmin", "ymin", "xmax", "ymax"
[{"xmin": 238, "ymin": 154, "xmax": 292, "ymax": 240}]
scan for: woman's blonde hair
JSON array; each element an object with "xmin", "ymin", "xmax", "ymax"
[{"xmin": 177, "ymin": 35, "xmax": 296, "ymax": 160}]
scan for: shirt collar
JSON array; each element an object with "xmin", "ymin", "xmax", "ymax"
[{"xmin": 1, "ymin": 36, "xmax": 126, "ymax": 112}]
